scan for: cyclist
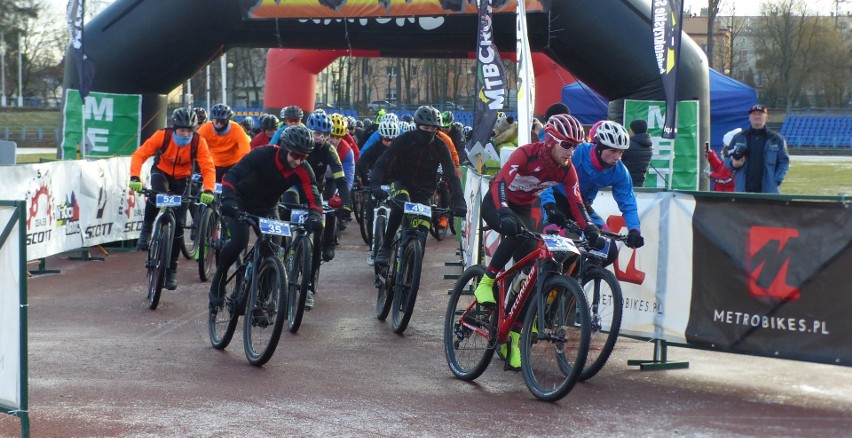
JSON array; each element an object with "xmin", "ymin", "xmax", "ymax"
[
  {"xmin": 250, "ymin": 114, "xmax": 280, "ymax": 149},
  {"xmin": 440, "ymin": 110, "xmax": 467, "ymax": 164},
  {"xmin": 540, "ymin": 120, "xmax": 645, "ymax": 253},
  {"xmin": 354, "ymin": 116, "xmax": 399, "ymax": 265},
  {"xmin": 471, "ymin": 114, "xmax": 598, "ymax": 370},
  {"xmin": 209, "ymin": 125, "xmax": 323, "ymax": 310},
  {"xmin": 270, "ymin": 105, "xmax": 305, "ymax": 145},
  {"xmin": 369, "ymin": 106, "xmax": 468, "ymax": 267},
  {"xmin": 360, "ymin": 113, "xmax": 399, "ymax": 154},
  {"xmin": 193, "ymin": 107, "xmax": 208, "ymax": 128},
  {"xmin": 326, "ymin": 113, "xmax": 356, "ymax": 232},
  {"xmin": 239, "ymin": 116, "xmax": 257, "ymax": 138},
  {"xmin": 197, "ymin": 103, "xmax": 251, "ymax": 182},
  {"xmin": 129, "ymin": 107, "xmax": 216, "ymax": 290}
]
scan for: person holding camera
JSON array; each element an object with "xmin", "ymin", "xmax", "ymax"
[
  {"xmin": 704, "ymin": 128, "xmax": 740, "ymax": 192},
  {"xmin": 725, "ymin": 105, "xmax": 790, "ymax": 193}
]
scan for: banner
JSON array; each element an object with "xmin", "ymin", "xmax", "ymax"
[
  {"xmin": 652, "ymin": 0, "xmax": 684, "ymax": 139},
  {"xmin": 66, "ymin": 0, "xmax": 95, "ymax": 99},
  {"xmin": 465, "ymin": 0, "xmax": 506, "ymax": 171},
  {"xmin": 624, "ymin": 99, "xmax": 699, "ymax": 190},
  {"xmin": 247, "ymin": 0, "xmax": 542, "ymax": 19},
  {"xmin": 0, "ymin": 203, "xmax": 23, "ymax": 411},
  {"xmin": 61, "ymin": 90, "xmax": 142, "ymax": 159},
  {"xmin": 515, "ymin": 0, "xmax": 535, "ymax": 146}
]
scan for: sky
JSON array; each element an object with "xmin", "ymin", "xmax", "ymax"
[{"xmin": 684, "ymin": 0, "xmax": 846, "ymax": 16}]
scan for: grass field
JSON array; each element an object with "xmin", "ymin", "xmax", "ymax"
[{"xmin": 0, "ymin": 109, "xmax": 62, "ymax": 128}]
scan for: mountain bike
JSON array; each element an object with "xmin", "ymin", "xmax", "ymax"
[
  {"xmin": 369, "ymin": 185, "xmax": 391, "ymax": 270},
  {"xmin": 138, "ymin": 188, "xmax": 181, "ymax": 310},
  {"xmin": 278, "ymin": 202, "xmax": 315, "ymax": 334},
  {"xmin": 443, "ymin": 228, "xmax": 592, "ymax": 402},
  {"xmin": 429, "ymin": 172, "xmax": 454, "ymax": 241},
  {"xmin": 375, "ymin": 197, "xmax": 450, "ymax": 334},
  {"xmin": 178, "ymin": 173, "xmax": 203, "ymax": 260},
  {"xmin": 208, "ymin": 210, "xmax": 289, "ymax": 366},
  {"xmin": 352, "ymin": 185, "xmax": 371, "ymax": 245}
]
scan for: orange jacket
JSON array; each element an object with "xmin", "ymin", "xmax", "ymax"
[
  {"xmin": 197, "ymin": 120, "xmax": 251, "ymax": 167},
  {"xmin": 436, "ymin": 131, "xmax": 460, "ymax": 168},
  {"xmin": 130, "ymin": 129, "xmax": 216, "ymax": 192}
]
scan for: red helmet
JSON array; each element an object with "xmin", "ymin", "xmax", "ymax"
[{"xmin": 544, "ymin": 114, "xmax": 585, "ymax": 145}]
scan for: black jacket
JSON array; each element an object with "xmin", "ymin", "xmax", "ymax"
[{"xmin": 623, "ymin": 133, "xmax": 653, "ymax": 187}]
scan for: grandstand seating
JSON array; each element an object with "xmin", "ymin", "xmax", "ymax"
[{"xmin": 780, "ymin": 115, "xmax": 852, "ymax": 148}]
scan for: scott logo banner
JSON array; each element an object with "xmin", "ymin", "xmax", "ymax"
[{"xmin": 687, "ymin": 197, "xmax": 852, "ymax": 365}]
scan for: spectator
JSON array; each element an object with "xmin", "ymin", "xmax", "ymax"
[
  {"xmin": 725, "ymin": 105, "xmax": 790, "ymax": 193},
  {"xmin": 623, "ymin": 119, "xmax": 653, "ymax": 187},
  {"xmin": 534, "ymin": 102, "xmax": 571, "ymax": 140},
  {"xmin": 704, "ymin": 128, "xmax": 739, "ymax": 192}
]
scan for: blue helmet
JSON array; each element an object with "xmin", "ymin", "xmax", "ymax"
[{"xmin": 306, "ymin": 111, "xmax": 332, "ymax": 133}]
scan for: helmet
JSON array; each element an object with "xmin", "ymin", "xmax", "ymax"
[
  {"xmin": 594, "ymin": 120, "xmax": 630, "ymax": 149},
  {"xmin": 355, "ymin": 120, "xmax": 364, "ymax": 129},
  {"xmin": 399, "ymin": 121, "xmax": 415, "ymax": 133},
  {"xmin": 375, "ymin": 108, "xmax": 387, "ymax": 123},
  {"xmin": 279, "ymin": 125, "xmax": 315, "ymax": 155},
  {"xmin": 462, "ymin": 125, "xmax": 473, "ymax": 140},
  {"xmin": 330, "ymin": 113, "xmax": 347, "ymax": 137},
  {"xmin": 380, "ymin": 113, "xmax": 399, "ymax": 126},
  {"xmin": 259, "ymin": 114, "xmax": 279, "ymax": 130},
  {"xmin": 210, "ymin": 104, "xmax": 233, "ymax": 121},
  {"xmin": 281, "ymin": 105, "xmax": 304, "ymax": 121},
  {"xmin": 452, "ymin": 121, "xmax": 463, "ymax": 131},
  {"xmin": 413, "ymin": 105, "xmax": 442, "ymax": 127},
  {"xmin": 346, "ymin": 116, "xmax": 356, "ymax": 129},
  {"xmin": 172, "ymin": 107, "xmax": 198, "ymax": 129},
  {"xmin": 192, "ymin": 107, "xmax": 207, "ymax": 124},
  {"xmin": 239, "ymin": 117, "xmax": 255, "ymax": 132},
  {"xmin": 400, "ymin": 114, "xmax": 414, "ymax": 123},
  {"xmin": 306, "ymin": 111, "xmax": 332, "ymax": 133},
  {"xmin": 362, "ymin": 119, "xmax": 373, "ymax": 128},
  {"xmin": 441, "ymin": 111, "xmax": 454, "ymax": 127},
  {"xmin": 378, "ymin": 118, "xmax": 400, "ymax": 139},
  {"xmin": 544, "ymin": 114, "xmax": 585, "ymax": 145}
]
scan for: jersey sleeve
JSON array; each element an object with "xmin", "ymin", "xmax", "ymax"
[
  {"xmin": 130, "ymin": 130, "xmax": 166, "ymax": 178},
  {"xmin": 490, "ymin": 146, "xmax": 528, "ymax": 207},
  {"xmin": 196, "ymin": 137, "xmax": 217, "ymax": 192}
]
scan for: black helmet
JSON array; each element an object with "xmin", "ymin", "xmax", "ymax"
[
  {"xmin": 239, "ymin": 117, "xmax": 255, "ymax": 132},
  {"xmin": 414, "ymin": 106, "xmax": 442, "ymax": 127},
  {"xmin": 259, "ymin": 114, "xmax": 279, "ymax": 130},
  {"xmin": 193, "ymin": 107, "xmax": 207, "ymax": 124},
  {"xmin": 281, "ymin": 105, "xmax": 304, "ymax": 120},
  {"xmin": 279, "ymin": 125, "xmax": 314, "ymax": 155},
  {"xmin": 210, "ymin": 103, "xmax": 233, "ymax": 121},
  {"xmin": 172, "ymin": 107, "xmax": 198, "ymax": 129}
]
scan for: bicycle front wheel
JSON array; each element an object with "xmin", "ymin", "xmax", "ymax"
[
  {"xmin": 196, "ymin": 207, "xmax": 215, "ymax": 282},
  {"xmin": 373, "ymin": 215, "xmax": 392, "ymax": 320},
  {"xmin": 286, "ymin": 235, "xmax": 313, "ymax": 333},
  {"xmin": 180, "ymin": 206, "xmax": 197, "ymax": 259},
  {"xmin": 209, "ymin": 264, "xmax": 243, "ymax": 350},
  {"xmin": 147, "ymin": 221, "xmax": 171, "ymax": 310},
  {"xmin": 244, "ymin": 256, "xmax": 288, "ymax": 366},
  {"xmin": 521, "ymin": 276, "xmax": 591, "ymax": 402},
  {"xmin": 391, "ymin": 238, "xmax": 423, "ymax": 334},
  {"xmin": 443, "ymin": 265, "xmax": 496, "ymax": 381},
  {"xmin": 580, "ymin": 266, "xmax": 623, "ymax": 381}
]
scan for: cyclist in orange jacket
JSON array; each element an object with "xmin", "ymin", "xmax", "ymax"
[{"xmin": 197, "ymin": 103, "xmax": 251, "ymax": 182}]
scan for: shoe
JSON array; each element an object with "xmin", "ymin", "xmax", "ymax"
[
  {"xmin": 502, "ymin": 330, "xmax": 522, "ymax": 371},
  {"xmin": 367, "ymin": 252, "xmax": 375, "ymax": 266},
  {"xmin": 136, "ymin": 222, "xmax": 153, "ymax": 251},
  {"xmin": 322, "ymin": 246, "xmax": 335, "ymax": 262},
  {"xmin": 165, "ymin": 269, "xmax": 178, "ymax": 290},
  {"xmin": 209, "ymin": 272, "xmax": 225, "ymax": 308},
  {"xmin": 473, "ymin": 274, "xmax": 496, "ymax": 307},
  {"xmin": 252, "ymin": 306, "xmax": 272, "ymax": 326},
  {"xmin": 374, "ymin": 246, "xmax": 391, "ymax": 266},
  {"xmin": 305, "ymin": 290, "xmax": 315, "ymax": 311},
  {"xmin": 438, "ymin": 215, "xmax": 448, "ymax": 228}
]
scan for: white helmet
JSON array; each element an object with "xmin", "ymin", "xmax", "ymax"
[
  {"xmin": 399, "ymin": 121, "xmax": 415, "ymax": 133},
  {"xmin": 378, "ymin": 119, "xmax": 400, "ymax": 139},
  {"xmin": 594, "ymin": 121, "xmax": 630, "ymax": 150},
  {"xmin": 723, "ymin": 128, "xmax": 742, "ymax": 148},
  {"xmin": 380, "ymin": 113, "xmax": 399, "ymax": 126}
]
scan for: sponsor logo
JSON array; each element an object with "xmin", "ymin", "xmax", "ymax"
[
  {"xmin": 746, "ymin": 226, "xmax": 801, "ymax": 302},
  {"xmin": 606, "ymin": 215, "xmax": 645, "ymax": 285}
]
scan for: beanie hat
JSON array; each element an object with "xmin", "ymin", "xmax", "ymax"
[
  {"xmin": 629, "ymin": 119, "xmax": 647, "ymax": 134},
  {"xmin": 543, "ymin": 102, "xmax": 571, "ymax": 121}
]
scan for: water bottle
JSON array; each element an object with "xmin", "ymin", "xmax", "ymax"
[{"xmin": 505, "ymin": 270, "xmax": 528, "ymax": 309}]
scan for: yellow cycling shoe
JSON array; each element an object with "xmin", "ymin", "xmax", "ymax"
[
  {"xmin": 473, "ymin": 274, "xmax": 496, "ymax": 306},
  {"xmin": 501, "ymin": 330, "xmax": 522, "ymax": 371}
]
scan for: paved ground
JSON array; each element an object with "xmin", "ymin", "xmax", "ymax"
[{"xmin": 2, "ymin": 228, "xmax": 852, "ymax": 437}]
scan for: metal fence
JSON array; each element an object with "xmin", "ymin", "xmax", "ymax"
[{"xmin": 0, "ymin": 127, "xmax": 61, "ymax": 146}]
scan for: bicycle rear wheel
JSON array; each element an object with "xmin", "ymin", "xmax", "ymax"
[
  {"xmin": 244, "ymin": 256, "xmax": 288, "ymax": 366},
  {"xmin": 443, "ymin": 265, "xmax": 496, "ymax": 381},
  {"xmin": 180, "ymin": 206, "xmax": 197, "ymax": 259},
  {"xmin": 209, "ymin": 264, "xmax": 243, "ymax": 350},
  {"xmin": 391, "ymin": 238, "xmax": 423, "ymax": 334},
  {"xmin": 147, "ymin": 221, "xmax": 171, "ymax": 310},
  {"xmin": 429, "ymin": 213, "xmax": 450, "ymax": 241},
  {"xmin": 286, "ymin": 235, "xmax": 312, "ymax": 333},
  {"xmin": 196, "ymin": 207, "xmax": 215, "ymax": 282},
  {"xmin": 373, "ymin": 215, "xmax": 392, "ymax": 320},
  {"xmin": 579, "ymin": 266, "xmax": 623, "ymax": 381},
  {"xmin": 521, "ymin": 276, "xmax": 591, "ymax": 402}
]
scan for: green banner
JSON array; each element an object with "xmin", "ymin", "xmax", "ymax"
[
  {"xmin": 62, "ymin": 89, "xmax": 142, "ymax": 159},
  {"xmin": 624, "ymin": 99, "xmax": 699, "ymax": 190}
]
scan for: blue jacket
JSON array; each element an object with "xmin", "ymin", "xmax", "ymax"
[
  {"xmin": 724, "ymin": 128, "xmax": 789, "ymax": 193},
  {"xmin": 541, "ymin": 142, "xmax": 641, "ymax": 231},
  {"xmin": 359, "ymin": 130, "xmax": 382, "ymax": 154}
]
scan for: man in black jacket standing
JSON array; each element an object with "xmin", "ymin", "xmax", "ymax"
[{"xmin": 623, "ymin": 119, "xmax": 653, "ymax": 187}]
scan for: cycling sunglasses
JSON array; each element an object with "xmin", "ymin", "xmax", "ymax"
[
  {"xmin": 289, "ymin": 151, "xmax": 308, "ymax": 161},
  {"xmin": 381, "ymin": 136, "xmax": 395, "ymax": 142},
  {"xmin": 558, "ymin": 140, "xmax": 578, "ymax": 150}
]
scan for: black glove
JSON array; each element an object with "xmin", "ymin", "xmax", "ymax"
[
  {"xmin": 452, "ymin": 203, "xmax": 467, "ymax": 218},
  {"xmin": 626, "ymin": 229, "xmax": 645, "ymax": 249},
  {"xmin": 583, "ymin": 223, "xmax": 602, "ymax": 249},
  {"xmin": 304, "ymin": 214, "xmax": 323, "ymax": 232},
  {"xmin": 371, "ymin": 185, "xmax": 389, "ymax": 201},
  {"xmin": 220, "ymin": 199, "xmax": 239, "ymax": 218},
  {"xmin": 543, "ymin": 203, "xmax": 567, "ymax": 227},
  {"xmin": 497, "ymin": 207, "xmax": 520, "ymax": 237}
]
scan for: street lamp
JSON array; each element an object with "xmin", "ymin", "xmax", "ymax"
[
  {"xmin": 1, "ymin": 32, "xmax": 6, "ymax": 107},
  {"xmin": 227, "ymin": 61, "xmax": 234, "ymax": 107}
]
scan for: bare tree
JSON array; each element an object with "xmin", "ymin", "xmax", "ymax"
[{"xmin": 704, "ymin": 0, "xmax": 725, "ymax": 70}]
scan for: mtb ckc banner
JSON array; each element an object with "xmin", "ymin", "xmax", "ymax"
[{"xmin": 61, "ymin": 90, "xmax": 142, "ymax": 159}]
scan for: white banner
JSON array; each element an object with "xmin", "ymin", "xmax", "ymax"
[
  {"xmin": 0, "ymin": 205, "xmax": 21, "ymax": 409},
  {"xmin": 516, "ymin": 0, "xmax": 535, "ymax": 146},
  {"xmin": 0, "ymin": 157, "xmax": 150, "ymax": 261}
]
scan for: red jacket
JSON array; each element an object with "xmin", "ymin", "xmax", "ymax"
[{"xmin": 706, "ymin": 150, "xmax": 735, "ymax": 192}]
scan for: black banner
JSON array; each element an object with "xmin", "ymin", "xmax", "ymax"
[
  {"xmin": 688, "ymin": 197, "xmax": 852, "ymax": 365},
  {"xmin": 653, "ymin": 0, "xmax": 683, "ymax": 139},
  {"xmin": 66, "ymin": 0, "xmax": 95, "ymax": 98}
]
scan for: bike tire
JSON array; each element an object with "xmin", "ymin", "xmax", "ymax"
[
  {"xmin": 286, "ymin": 235, "xmax": 312, "ymax": 333},
  {"xmin": 521, "ymin": 276, "xmax": 591, "ymax": 402},
  {"xmin": 391, "ymin": 239, "xmax": 423, "ymax": 334},
  {"xmin": 147, "ymin": 221, "xmax": 172, "ymax": 310},
  {"xmin": 244, "ymin": 256, "xmax": 288, "ymax": 366},
  {"xmin": 429, "ymin": 213, "xmax": 450, "ymax": 241},
  {"xmin": 179, "ymin": 207, "xmax": 196, "ymax": 259},
  {"xmin": 359, "ymin": 209, "xmax": 372, "ymax": 246},
  {"xmin": 579, "ymin": 266, "xmax": 623, "ymax": 381},
  {"xmin": 196, "ymin": 208, "xmax": 215, "ymax": 282},
  {"xmin": 209, "ymin": 263, "xmax": 244, "ymax": 350},
  {"xmin": 443, "ymin": 265, "xmax": 496, "ymax": 381}
]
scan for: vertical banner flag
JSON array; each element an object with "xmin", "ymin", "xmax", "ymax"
[
  {"xmin": 66, "ymin": 0, "xmax": 95, "ymax": 99},
  {"xmin": 516, "ymin": 0, "xmax": 535, "ymax": 146},
  {"xmin": 466, "ymin": 0, "xmax": 506, "ymax": 172},
  {"xmin": 62, "ymin": 90, "xmax": 142, "ymax": 159},
  {"xmin": 653, "ymin": 0, "xmax": 684, "ymax": 139}
]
